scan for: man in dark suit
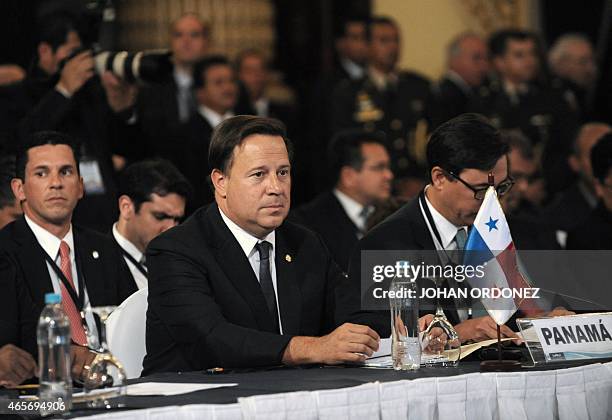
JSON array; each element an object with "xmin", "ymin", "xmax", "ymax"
[
  {"xmin": 0, "ymin": 131, "xmax": 136, "ymax": 381},
  {"xmin": 112, "ymin": 159, "xmax": 192, "ymax": 290},
  {"xmin": 499, "ymin": 130, "xmax": 560, "ymax": 250},
  {"xmin": 164, "ymin": 55, "xmax": 239, "ymax": 214},
  {"xmin": 331, "ymin": 16, "xmax": 433, "ymax": 179},
  {"xmin": 137, "ymin": 13, "xmax": 210, "ymax": 161},
  {"xmin": 235, "ymin": 50, "xmax": 297, "ymax": 127},
  {"xmin": 567, "ymin": 133, "xmax": 612, "ymax": 249},
  {"xmin": 342, "ymin": 114, "xmax": 523, "ymax": 342},
  {"xmin": 308, "ymin": 17, "xmax": 369, "ymax": 194},
  {"xmin": 143, "ymin": 116, "xmax": 381, "ymax": 374},
  {"xmin": 542, "ymin": 123, "xmax": 610, "ymax": 244},
  {"xmin": 293, "ymin": 129, "xmax": 393, "ymax": 271},
  {"xmin": 431, "ymin": 32, "xmax": 489, "ymax": 128}
]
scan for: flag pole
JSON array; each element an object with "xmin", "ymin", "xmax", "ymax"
[{"xmin": 497, "ymin": 324, "xmax": 502, "ymax": 363}]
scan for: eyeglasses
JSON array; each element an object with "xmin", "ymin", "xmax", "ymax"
[{"xmin": 445, "ymin": 170, "xmax": 515, "ymax": 200}]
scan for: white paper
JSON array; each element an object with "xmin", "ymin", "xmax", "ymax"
[
  {"xmin": 369, "ymin": 337, "xmax": 392, "ymax": 359},
  {"xmin": 73, "ymin": 382, "xmax": 237, "ymax": 398}
]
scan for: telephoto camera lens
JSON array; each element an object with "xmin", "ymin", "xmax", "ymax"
[{"xmin": 93, "ymin": 50, "xmax": 173, "ymax": 84}]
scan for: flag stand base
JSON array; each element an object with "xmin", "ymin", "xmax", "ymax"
[
  {"xmin": 480, "ymin": 324, "xmax": 522, "ymax": 372},
  {"xmin": 480, "ymin": 359, "xmax": 522, "ymax": 372}
]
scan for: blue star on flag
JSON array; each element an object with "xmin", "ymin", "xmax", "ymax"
[{"xmin": 485, "ymin": 216, "xmax": 499, "ymax": 232}]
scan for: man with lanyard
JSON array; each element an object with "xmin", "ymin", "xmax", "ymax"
[
  {"xmin": 0, "ymin": 131, "xmax": 136, "ymax": 380},
  {"xmin": 112, "ymin": 159, "xmax": 192, "ymax": 289},
  {"xmin": 344, "ymin": 114, "xmax": 523, "ymax": 343}
]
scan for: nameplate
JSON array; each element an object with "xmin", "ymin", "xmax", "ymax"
[{"xmin": 531, "ymin": 313, "xmax": 612, "ymax": 362}]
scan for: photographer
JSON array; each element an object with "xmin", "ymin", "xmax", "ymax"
[{"xmin": 14, "ymin": 12, "xmax": 138, "ymax": 232}]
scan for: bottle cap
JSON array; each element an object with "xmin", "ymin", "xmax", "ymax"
[{"xmin": 44, "ymin": 293, "xmax": 61, "ymax": 304}]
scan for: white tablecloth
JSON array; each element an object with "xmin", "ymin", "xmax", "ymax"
[{"xmin": 75, "ymin": 361, "xmax": 612, "ymax": 420}]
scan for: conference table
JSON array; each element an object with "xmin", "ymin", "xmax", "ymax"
[{"xmin": 61, "ymin": 357, "xmax": 612, "ymax": 420}]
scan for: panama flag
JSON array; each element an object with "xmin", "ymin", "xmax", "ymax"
[{"xmin": 463, "ymin": 186, "xmax": 535, "ymax": 325}]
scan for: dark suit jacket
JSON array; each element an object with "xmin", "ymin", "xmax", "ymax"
[
  {"xmin": 542, "ymin": 182, "xmax": 595, "ymax": 234},
  {"xmin": 341, "ymin": 196, "xmax": 445, "ymax": 337},
  {"xmin": 0, "ymin": 217, "xmax": 137, "ymax": 358},
  {"xmin": 566, "ymin": 203, "xmax": 612, "ymax": 249},
  {"xmin": 144, "ymin": 113, "xmax": 214, "ymax": 215},
  {"xmin": 137, "ymin": 77, "xmax": 186, "ymax": 163},
  {"xmin": 142, "ymin": 204, "xmax": 348, "ymax": 374},
  {"xmin": 292, "ymin": 191, "xmax": 360, "ymax": 271},
  {"xmin": 431, "ymin": 76, "xmax": 472, "ymax": 128}
]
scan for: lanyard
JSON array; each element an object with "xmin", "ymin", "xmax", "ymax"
[
  {"xmin": 418, "ymin": 190, "xmax": 445, "ymax": 251},
  {"xmin": 418, "ymin": 189, "xmax": 473, "ymax": 319},
  {"xmin": 119, "ymin": 246, "xmax": 148, "ymax": 279},
  {"xmin": 42, "ymin": 250, "xmax": 85, "ymax": 313},
  {"xmin": 111, "ymin": 235, "xmax": 148, "ymax": 278}
]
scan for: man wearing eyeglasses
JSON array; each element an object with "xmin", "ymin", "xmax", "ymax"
[{"xmin": 342, "ymin": 113, "xmax": 524, "ymax": 343}]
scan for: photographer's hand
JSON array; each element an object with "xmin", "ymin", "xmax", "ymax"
[
  {"xmin": 56, "ymin": 50, "xmax": 94, "ymax": 97},
  {"xmin": 101, "ymin": 71, "xmax": 138, "ymax": 113}
]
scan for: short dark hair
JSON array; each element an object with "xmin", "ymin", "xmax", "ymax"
[
  {"xmin": 0, "ymin": 155, "xmax": 16, "ymax": 209},
  {"xmin": 366, "ymin": 16, "xmax": 397, "ymax": 41},
  {"xmin": 500, "ymin": 129, "xmax": 534, "ymax": 160},
  {"xmin": 235, "ymin": 49, "xmax": 269, "ymax": 73},
  {"xmin": 193, "ymin": 55, "xmax": 231, "ymax": 89},
  {"xmin": 209, "ymin": 115, "xmax": 293, "ymax": 174},
  {"xmin": 37, "ymin": 12, "xmax": 78, "ymax": 52},
  {"xmin": 328, "ymin": 129, "xmax": 387, "ymax": 185},
  {"xmin": 15, "ymin": 131, "xmax": 80, "ymax": 181},
  {"xmin": 427, "ymin": 113, "xmax": 509, "ymax": 177},
  {"xmin": 488, "ymin": 29, "xmax": 534, "ymax": 58},
  {"xmin": 118, "ymin": 159, "xmax": 193, "ymax": 213},
  {"xmin": 334, "ymin": 16, "xmax": 369, "ymax": 39},
  {"xmin": 591, "ymin": 133, "xmax": 612, "ymax": 183}
]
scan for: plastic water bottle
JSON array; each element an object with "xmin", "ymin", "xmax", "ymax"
[
  {"xmin": 37, "ymin": 293, "xmax": 72, "ymax": 415},
  {"xmin": 390, "ymin": 261, "xmax": 421, "ymax": 370}
]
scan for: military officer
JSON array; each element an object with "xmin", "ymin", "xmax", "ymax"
[
  {"xmin": 469, "ymin": 29, "xmax": 579, "ymax": 195},
  {"xmin": 331, "ymin": 16, "xmax": 433, "ymax": 183}
]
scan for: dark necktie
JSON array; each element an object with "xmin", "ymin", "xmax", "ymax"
[
  {"xmin": 255, "ymin": 241, "xmax": 279, "ymax": 333},
  {"xmin": 454, "ymin": 228, "xmax": 467, "ymax": 250}
]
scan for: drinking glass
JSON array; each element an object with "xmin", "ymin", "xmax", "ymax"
[{"xmin": 82, "ymin": 306, "xmax": 127, "ymax": 408}]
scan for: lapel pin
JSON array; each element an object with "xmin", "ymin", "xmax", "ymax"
[
  {"xmin": 92, "ymin": 251, "xmax": 99, "ymax": 259},
  {"xmin": 285, "ymin": 254, "xmax": 292, "ymax": 263}
]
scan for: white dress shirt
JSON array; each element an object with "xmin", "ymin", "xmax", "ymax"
[
  {"xmin": 253, "ymin": 97, "xmax": 270, "ymax": 117},
  {"xmin": 24, "ymin": 215, "xmax": 99, "ymax": 342},
  {"xmin": 421, "ymin": 188, "xmax": 470, "ymax": 321},
  {"xmin": 198, "ymin": 105, "xmax": 234, "ymax": 129},
  {"xmin": 174, "ymin": 69, "xmax": 194, "ymax": 123},
  {"xmin": 218, "ymin": 208, "xmax": 283, "ymax": 333},
  {"xmin": 340, "ymin": 57, "xmax": 365, "ymax": 80},
  {"xmin": 112, "ymin": 223, "xmax": 148, "ymax": 290},
  {"xmin": 333, "ymin": 189, "xmax": 372, "ymax": 235},
  {"xmin": 422, "ymin": 190, "xmax": 468, "ymax": 251},
  {"xmin": 445, "ymin": 70, "xmax": 472, "ymax": 95}
]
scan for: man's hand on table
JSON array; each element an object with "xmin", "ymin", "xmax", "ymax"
[
  {"xmin": 70, "ymin": 345, "xmax": 97, "ymax": 382},
  {"xmin": 282, "ymin": 323, "xmax": 380, "ymax": 365},
  {"xmin": 0, "ymin": 344, "xmax": 37, "ymax": 387},
  {"xmin": 455, "ymin": 316, "xmax": 522, "ymax": 345}
]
